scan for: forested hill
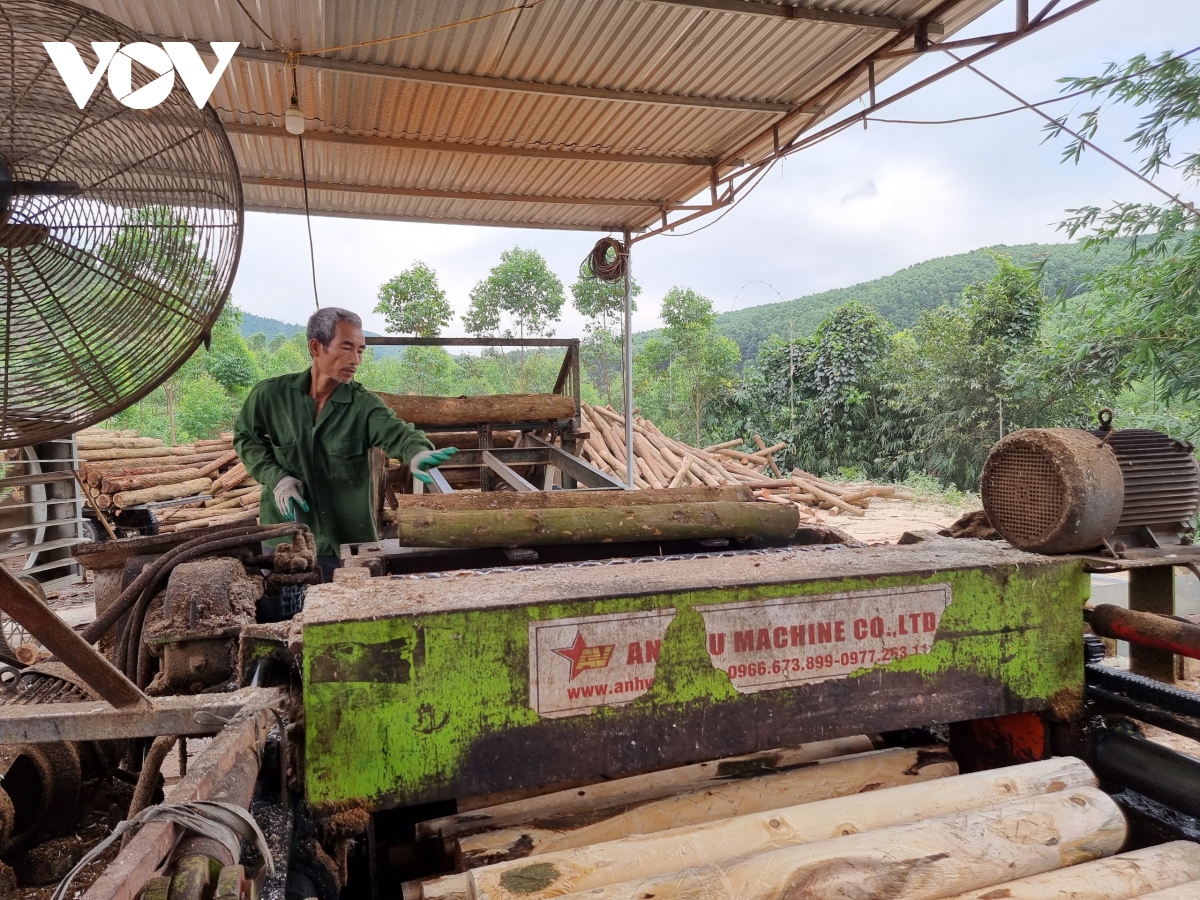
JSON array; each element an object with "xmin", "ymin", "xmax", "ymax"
[
  {"xmin": 240, "ymin": 312, "xmax": 303, "ymax": 341},
  {"xmin": 701, "ymin": 239, "xmax": 1132, "ymax": 362}
]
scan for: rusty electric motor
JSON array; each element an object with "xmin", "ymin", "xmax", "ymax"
[{"xmin": 981, "ymin": 413, "xmax": 1200, "ymax": 554}]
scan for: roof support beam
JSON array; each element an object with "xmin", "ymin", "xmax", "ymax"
[
  {"xmin": 222, "ymin": 122, "xmax": 717, "ymax": 167},
  {"xmin": 626, "ymin": 0, "xmax": 944, "ymax": 34},
  {"xmin": 215, "ymin": 44, "xmax": 791, "ymax": 113},
  {"xmin": 242, "ymin": 176, "xmax": 671, "ymax": 208}
]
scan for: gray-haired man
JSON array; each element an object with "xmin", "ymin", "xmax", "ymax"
[{"xmin": 234, "ymin": 307, "xmax": 457, "ymax": 580}]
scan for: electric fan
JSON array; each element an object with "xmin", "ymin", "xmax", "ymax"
[{"xmin": 0, "ymin": 0, "xmax": 243, "ymax": 448}]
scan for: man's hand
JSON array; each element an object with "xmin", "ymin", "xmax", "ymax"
[
  {"xmin": 273, "ymin": 475, "xmax": 310, "ymax": 521},
  {"xmin": 410, "ymin": 448, "xmax": 458, "ymax": 485}
]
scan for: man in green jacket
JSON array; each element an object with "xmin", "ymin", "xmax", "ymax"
[{"xmin": 234, "ymin": 307, "xmax": 456, "ymax": 581}]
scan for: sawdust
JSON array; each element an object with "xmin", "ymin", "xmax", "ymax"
[{"xmin": 831, "ymin": 497, "xmax": 970, "ymax": 545}]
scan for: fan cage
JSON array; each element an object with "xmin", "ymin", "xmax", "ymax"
[{"xmin": 0, "ymin": 0, "xmax": 243, "ymax": 448}]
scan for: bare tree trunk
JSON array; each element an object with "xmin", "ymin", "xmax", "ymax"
[{"xmin": 165, "ymin": 378, "xmax": 177, "ymax": 446}]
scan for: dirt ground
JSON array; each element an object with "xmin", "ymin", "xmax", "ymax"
[{"xmin": 824, "ymin": 495, "xmax": 970, "ymax": 545}]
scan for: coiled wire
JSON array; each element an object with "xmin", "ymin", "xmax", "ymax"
[{"xmin": 581, "ymin": 237, "xmax": 628, "ymax": 283}]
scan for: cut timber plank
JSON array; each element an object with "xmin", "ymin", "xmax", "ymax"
[
  {"xmin": 395, "ymin": 501, "xmax": 798, "ymax": 549},
  {"xmin": 393, "ymin": 486, "xmax": 752, "ymax": 511},
  {"xmin": 515, "ymin": 787, "xmax": 1125, "ymax": 900},
  {"xmin": 377, "ymin": 392, "xmax": 575, "ymax": 427},
  {"xmin": 0, "ymin": 688, "xmax": 280, "ymax": 744},
  {"xmin": 417, "ymin": 737, "xmax": 873, "ymax": 842},
  {"xmin": 939, "ymin": 841, "xmax": 1200, "ymax": 898},
  {"xmin": 403, "ymin": 873, "xmax": 469, "ymax": 900},
  {"xmin": 469, "ymin": 757, "xmax": 1096, "ymax": 900},
  {"xmin": 455, "ymin": 746, "xmax": 956, "ymax": 868}
]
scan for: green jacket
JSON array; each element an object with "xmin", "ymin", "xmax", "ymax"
[{"xmin": 234, "ymin": 370, "xmax": 432, "ymax": 557}]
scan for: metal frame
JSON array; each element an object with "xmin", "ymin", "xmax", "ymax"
[
  {"xmin": 0, "ymin": 436, "xmax": 86, "ymax": 588},
  {"xmin": 633, "ymin": 0, "xmax": 1101, "ymax": 241},
  {"xmin": 629, "ymin": 0, "xmax": 947, "ymax": 32}
]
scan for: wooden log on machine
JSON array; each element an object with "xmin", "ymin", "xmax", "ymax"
[
  {"xmin": 377, "ymin": 392, "xmax": 575, "ymax": 428},
  {"xmin": 454, "ymin": 746, "xmax": 956, "ymax": 868},
  {"xmin": 194, "ymin": 449, "xmax": 239, "ymax": 478},
  {"xmin": 513, "ymin": 787, "xmax": 1125, "ymax": 900},
  {"xmin": 939, "ymin": 840, "xmax": 1200, "ymax": 899},
  {"xmin": 112, "ymin": 477, "xmax": 212, "ymax": 508},
  {"xmin": 208, "ymin": 462, "xmax": 248, "ymax": 496},
  {"xmin": 394, "ymin": 500, "xmax": 798, "ymax": 549},
  {"xmin": 1139, "ymin": 882, "xmax": 1200, "ymax": 900},
  {"xmin": 469, "ymin": 757, "xmax": 1097, "ymax": 900},
  {"xmin": 394, "ymin": 487, "xmax": 751, "ymax": 512}
]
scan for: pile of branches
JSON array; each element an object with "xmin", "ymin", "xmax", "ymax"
[
  {"xmin": 77, "ymin": 428, "xmax": 260, "ymax": 533},
  {"xmin": 579, "ymin": 404, "xmax": 910, "ymax": 522}
]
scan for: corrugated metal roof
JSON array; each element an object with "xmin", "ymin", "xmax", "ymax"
[{"xmin": 76, "ymin": 0, "xmax": 1008, "ymax": 231}]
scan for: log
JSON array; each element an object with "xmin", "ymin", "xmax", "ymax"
[
  {"xmin": 1139, "ymin": 882, "xmax": 1200, "ymax": 899},
  {"xmin": 101, "ymin": 468, "xmax": 203, "ymax": 494},
  {"xmin": 378, "ymin": 392, "xmax": 576, "ymax": 427},
  {"xmin": 668, "ymin": 458, "xmax": 693, "ymax": 489},
  {"xmin": 78, "ymin": 450, "xmax": 227, "ymax": 471},
  {"xmin": 239, "ymin": 489, "xmax": 265, "ymax": 508},
  {"xmin": 529, "ymin": 787, "xmax": 1124, "ymax": 900},
  {"xmin": 394, "ymin": 501, "xmax": 798, "ymax": 549},
  {"xmin": 195, "ymin": 449, "xmax": 239, "ymax": 478},
  {"xmin": 716, "ymin": 448, "xmax": 770, "ymax": 465},
  {"xmin": 939, "ymin": 841, "xmax": 1200, "ymax": 899},
  {"xmin": 205, "ymin": 486, "xmax": 257, "ymax": 507},
  {"xmin": 209, "ymin": 462, "xmax": 247, "ymax": 496},
  {"xmin": 792, "ymin": 476, "xmax": 865, "ymax": 516},
  {"xmin": 455, "ymin": 746, "xmax": 956, "ymax": 868},
  {"xmin": 754, "ymin": 435, "xmax": 784, "ymax": 479},
  {"xmin": 76, "ymin": 437, "xmax": 166, "ymax": 451},
  {"xmin": 418, "ymin": 737, "xmax": 875, "ymax": 843},
  {"xmin": 113, "ymin": 478, "xmax": 212, "ymax": 508},
  {"xmin": 162, "ymin": 510, "xmax": 258, "ymax": 532},
  {"xmin": 78, "ymin": 446, "xmax": 187, "ymax": 461},
  {"xmin": 410, "ymin": 874, "xmax": 469, "ymax": 900},
  {"xmin": 393, "ymin": 487, "xmax": 751, "ymax": 512},
  {"xmin": 469, "ymin": 757, "xmax": 1097, "ymax": 900},
  {"xmin": 703, "ymin": 439, "xmax": 744, "ymax": 452}
]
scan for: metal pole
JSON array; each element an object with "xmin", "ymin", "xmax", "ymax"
[
  {"xmin": 623, "ymin": 230, "xmax": 635, "ymax": 488},
  {"xmin": 0, "ymin": 565, "xmax": 149, "ymax": 708}
]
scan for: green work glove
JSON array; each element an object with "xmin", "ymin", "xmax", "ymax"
[{"xmin": 410, "ymin": 447, "xmax": 458, "ymax": 485}]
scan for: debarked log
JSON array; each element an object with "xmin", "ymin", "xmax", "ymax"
[
  {"xmin": 395, "ymin": 501, "xmax": 798, "ymax": 549},
  {"xmin": 377, "ymin": 392, "xmax": 576, "ymax": 427},
  {"xmin": 939, "ymin": 840, "xmax": 1200, "ymax": 899},
  {"xmin": 468, "ymin": 757, "xmax": 1096, "ymax": 900},
  {"xmin": 509, "ymin": 787, "xmax": 1125, "ymax": 900},
  {"xmin": 456, "ymin": 746, "xmax": 956, "ymax": 869}
]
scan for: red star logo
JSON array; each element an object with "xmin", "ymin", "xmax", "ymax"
[{"xmin": 552, "ymin": 632, "xmax": 615, "ymax": 680}]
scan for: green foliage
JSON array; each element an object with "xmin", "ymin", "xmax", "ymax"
[
  {"xmin": 464, "ymin": 247, "xmax": 565, "ymax": 339},
  {"xmin": 572, "ymin": 267, "xmax": 640, "ymax": 408},
  {"xmin": 1047, "ymin": 51, "xmax": 1200, "ymax": 405},
  {"xmin": 652, "ymin": 240, "xmax": 1135, "ymax": 363},
  {"xmin": 637, "ymin": 288, "xmax": 741, "ymax": 445},
  {"xmin": 375, "ymin": 261, "xmax": 453, "ymax": 337}
]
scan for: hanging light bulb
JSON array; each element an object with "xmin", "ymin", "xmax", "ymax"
[{"xmin": 284, "ymin": 97, "xmax": 305, "ymax": 135}]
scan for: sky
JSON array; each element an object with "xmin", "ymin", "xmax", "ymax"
[{"xmin": 228, "ymin": 0, "xmax": 1199, "ymax": 340}]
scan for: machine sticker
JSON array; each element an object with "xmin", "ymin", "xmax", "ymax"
[
  {"xmin": 529, "ymin": 609, "xmax": 677, "ymax": 718},
  {"xmin": 698, "ymin": 583, "xmax": 952, "ymax": 694}
]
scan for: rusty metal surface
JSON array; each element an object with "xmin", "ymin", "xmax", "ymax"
[
  {"xmin": 300, "ymin": 537, "xmax": 1061, "ymax": 625},
  {"xmin": 0, "ymin": 687, "xmax": 281, "ymax": 745},
  {"xmin": 981, "ymin": 428, "xmax": 1124, "ymax": 554},
  {"xmin": 0, "ymin": 565, "xmax": 149, "ymax": 709},
  {"xmin": 1089, "ymin": 603, "xmax": 1200, "ymax": 662}
]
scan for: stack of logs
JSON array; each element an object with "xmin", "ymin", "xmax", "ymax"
[
  {"xmin": 404, "ymin": 740, "xmax": 1199, "ymax": 900},
  {"xmin": 77, "ymin": 428, "xmax": 260, "ymax": 533},
  {"xmin": 579, "ymin": 404, "xmax": 910, "ymax": 523}
]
